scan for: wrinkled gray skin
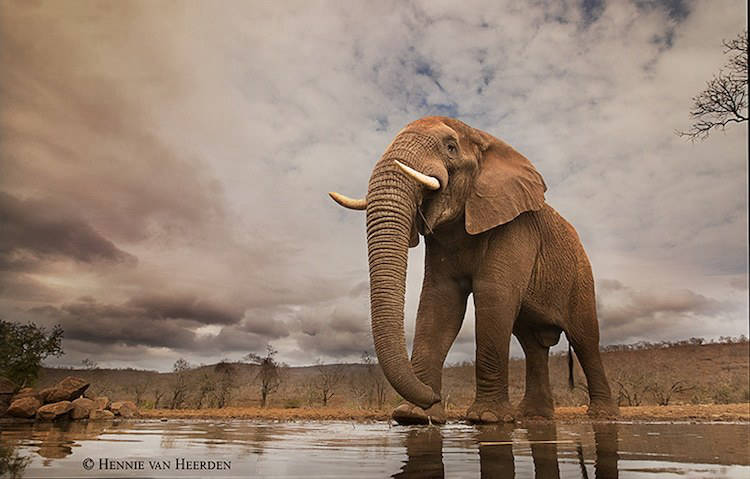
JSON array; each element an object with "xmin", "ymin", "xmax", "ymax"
[{"xmin": 333, "ymin": 116, "xmax": 618, "ymax": 424}]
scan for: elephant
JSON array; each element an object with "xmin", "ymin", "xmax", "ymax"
[{"xmin": 329, "ymin": 116, "xmax": 618, "ymax": 424}]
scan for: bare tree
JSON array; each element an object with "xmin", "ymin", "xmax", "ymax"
[
  {"xmin": 314, "ymin": 360, "xmax": 345, "ymax": 407},
  {"xmin": 361, "ymin": 351, "xmax": 388, "ymax": 409},
  {"xmin": 132, "ymin": 379, "xmax": 150, "ymax": 408},
  {"xmin": 81, "ymin": 358, "xmax": 98, "ymax": 370},
  {"xmin": 348, "ymin": 373, "xmax": 370, "ymax": 409},
  {"xmin": 645, "ymin": 367, "xmax": 695, "ymax": 406},
  {"xmin": 214, "ymin": 361, "xmax": 235, "ymax": 408},
  {"xmin": 169, "ymin": 358, "xmax": 191, "ymax": 409},
  {"xmin": 195, "ymin": 370, "xmax": 216, "ymax": 409},
  {"xmin": 153, "ymin": 387, "xmax": 166, "ymax": 409},
  {"xmin": 678, "ymin": 30, "xmax": 748, "ymax": 140},
  {"xmin": 245, "ymin": 345, "xmax": 282, "ymax": 408},
  {"xmin": 610, "ymin": 362, "xmax": 649, "ymax": 407}
]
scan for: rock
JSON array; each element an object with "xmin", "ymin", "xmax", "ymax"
[
  {"xmin": 36, "ymin": 401, "xmax": 73, "ymax": 421},
  {"xmin": 11, "ymin": 387, "xmax": 40, "ymax": 403},
  {"xmin": 46, "ymin": 377, "xmax": 89, "ymax": 402},
  {"xmin": 38, "ymin": 387, "xmax": 57, "ymax": 404},
  {"xmin": 110, "ymin": 400, "xmax": 137, "ymax": 418},
  {"xmin": 89, "ymin": 409, "xmax": 115, "ymax": 420},
  {"xmin": 70, "ymin": 397, "xmax": 95, "ymax": 420},
  {"xmin": 94, "ymin": 396, "xmax": 110, "ymax": 410},
  {"xmin": 7, "ymin": 397, "xmax": 42, "ymax": 418}
]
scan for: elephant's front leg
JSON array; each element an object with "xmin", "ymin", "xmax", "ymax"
[
  {"xmin": 466, "ymin": 285, "xmax": 523, "ymax": 424},
  {"xmin": 392, "ymin": 276, "xmax": 468, "ymax": 425}
]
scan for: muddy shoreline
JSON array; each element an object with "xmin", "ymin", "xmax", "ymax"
[
  {"xmin": 3, "ymin": 403, "xmax": 746, "ymax": 425},
  {"xmin": 133, "ymin": 403, "xmax": 749, "ymax": 423}
]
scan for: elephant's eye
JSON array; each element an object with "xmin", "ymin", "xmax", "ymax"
[{"xmin": 446, "ymin": 143, "xmax": 457, "ymax": 154}]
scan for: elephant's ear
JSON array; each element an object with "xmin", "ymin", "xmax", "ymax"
[{"xmin": 465, "ymin": 136, "xmax": 547, "ymax": 235}]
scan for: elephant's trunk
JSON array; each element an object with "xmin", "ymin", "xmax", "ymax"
[{"xmin": 366, "ymin": 134, "xmax": 441, "ymax": 410}]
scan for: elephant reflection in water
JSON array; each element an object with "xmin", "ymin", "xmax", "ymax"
[
  {"xmin": 392, "ymin": 428, "xmax": 445, "ymax": 478},
  {"xmin": 392, "ymin": 423, "xmax": 619, "ymax": 478}
]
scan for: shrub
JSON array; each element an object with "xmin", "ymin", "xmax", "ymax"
[{"xmin": 0, "ymin": 319, "xmax": 63, "ymax": 387}]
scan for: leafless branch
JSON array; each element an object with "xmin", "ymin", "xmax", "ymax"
[{"xmin": 678, "ymin": 30, "xmax": 748, "ymax": 140}]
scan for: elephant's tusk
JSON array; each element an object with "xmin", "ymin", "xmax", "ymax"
[
  {"xmin": 329, "ymin": 192, "xmax": 367, "ymax": 210},
  {"xmin": 394, "ymin": 160, "xmax": 440, "ymax": 190}
]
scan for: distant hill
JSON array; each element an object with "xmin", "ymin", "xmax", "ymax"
[{"xmin": 37, "ymin": 339, "xmax": 749, "ymax": 410}]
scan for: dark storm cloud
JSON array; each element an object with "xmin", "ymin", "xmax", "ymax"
[
  {"xmin": 0, "ymin": 2, "xmax": 227, "ymax": 246},
  {"xmin": 0, "ymin": 192, "xmax": 136, "ymax": 270},
  {"xmin": 196, "ymin": 326, "xmax": 271, "ymax": 355},
  {"xmin": 581, "ymin": 0, "xmax": 606, "ymax": 25},
  {"xmin": 596, "ymin": 279, "xmax": 731, "ymax": 343},
  {"xmin": 237, "ymin": 307, "xmax": 290, "ymax": 338},
  {"xmin": 26, "ymin": 293, "xmax": 292, "ymax": 357},
  {"xmin": 31, "ymin": 300, "xmax": 196, "ymax": 350},
  {"xmin": 0, "ymin": 273, "xmax": 63, "ymax": 303},
  {"xmin": 633, "ymin": 0, "xmax": 691, "ymax": 21},
  {"xmin": 292, "ymin": 292, "xmax": 372, "ymax": 359},
  {"xmin": 127, "ymin": 294, "xmax": 241, "ymax": 325}
]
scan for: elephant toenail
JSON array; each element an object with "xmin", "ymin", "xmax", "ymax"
[{"xmin": 480, "ymin": 411, "xmax": 498, "ymax": 422}]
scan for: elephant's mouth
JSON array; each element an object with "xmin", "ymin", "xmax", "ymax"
[
  {"xmin": 416, "ymin": 192, "xmax": 441, "ymax": 236},
  {"xmin": 416, "ymin": 199, "xmax": 432, "ymax": 235}
]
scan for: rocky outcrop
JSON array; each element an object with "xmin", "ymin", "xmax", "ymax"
[
  {"xmin": 45, "ymin": 377, "xmax": 89, "ymax": 402},
  {"xmin": 36, "ymin": 401, "xmax": 73, "ymax": 421},
  {"xmin": 38, "ymin": 387, "xmax": 56, "ymax": 403},
  {"xmin": 94, "ymin": 396, "xmax": 110, "ymax": 410},
  {"xmin": 110, "ymin": 400, "xmax": 137, "ymax": 418},
  {"xmin": 7, "ymin": 397, "xmax": 42, "ymax": 418},
  {"xmin": 89, "ymin": 409, "xmax": 115, "ymax": 420},
  {"xmin": 11, "ymin": 387, "xmax": 40, "ymax": 403},
  {"xmin": 70, "ymin": 397, "xmax": 95, "ymax": 420},
  {"xmin": 2, "ymin": 377, "xmax": 136, "ymax": 422}
]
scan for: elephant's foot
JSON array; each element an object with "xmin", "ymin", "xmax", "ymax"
[
  {"xmin": 518, "ymin": 397, "xmax": 555, "ymax": 419},
  {"xmin": 465, "ymin": 400, "xmax": 516, "ymax": 424},
  {"xmin": 587, "ymin": 400, "xmax": 620, "ymax": 419},
  {"xmin": 392, "ymin": 402, "xmax": 446, "ymax": 425}
]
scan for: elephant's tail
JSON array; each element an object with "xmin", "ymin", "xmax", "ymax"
[{"xmin": 568, "ymin": 343, "xmax": 575, "ymax": 390}]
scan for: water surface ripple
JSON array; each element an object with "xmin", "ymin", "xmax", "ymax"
[{"xmin": 1, "ymin": 420, "xmax": 748, "ymax": 478}]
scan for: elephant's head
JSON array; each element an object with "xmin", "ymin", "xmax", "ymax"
[{"xmin": 330, "ymin": 116, "xmax": 546, "ymax": 408}]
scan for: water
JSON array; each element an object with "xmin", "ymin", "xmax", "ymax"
[{"xmin": 1, "ymin": 419, "xmax": 748, "ymax": 478}]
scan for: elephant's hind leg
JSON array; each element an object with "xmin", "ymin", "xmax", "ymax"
[
  {"xmin": 566, "ymin": 281, "xmax": 619, "ymax": 418},
  {"xmin": 515, "ymin": 323, "xmax": 559, "ymax": 419}
]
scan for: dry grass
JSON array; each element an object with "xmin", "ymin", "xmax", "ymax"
[
  {"xmin": 139, "ymin": 403, "xmax": 749, "ymax": 423},
  {"xmin": 139, "ymin": 407, "xmax": 393, "ymax": 421},
  {"xmin": 36, "ymin": 340, "xmax": 749, "ymax": 412},
  {"xmin": 555, "ymin": 403, "xmax": 750, "ymax": 422}
]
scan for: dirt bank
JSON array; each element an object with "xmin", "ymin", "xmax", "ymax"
[{"xmin": 139, "ymin": 403, "xmax": 749, "ymax": 422}]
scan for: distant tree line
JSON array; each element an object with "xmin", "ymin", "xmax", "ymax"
[{"xmin": 9, "ymin": 319, "xmax": 748, "ymax": 411}]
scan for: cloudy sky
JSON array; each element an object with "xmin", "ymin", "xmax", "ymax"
[{"xmin": 1, "ymin": 0, "xmax": 747, "ymax": 370}]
